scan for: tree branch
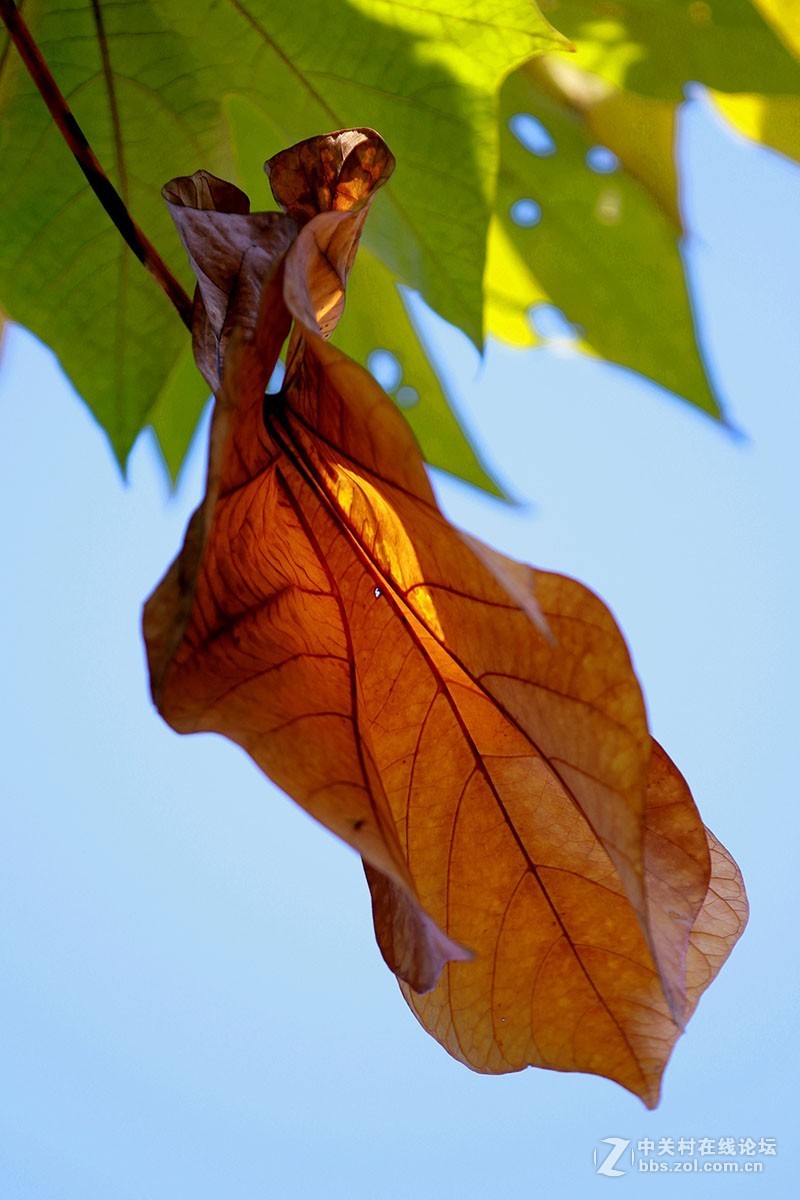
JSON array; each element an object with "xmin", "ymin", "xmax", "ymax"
[{"xmin": 0, "ymin": 0, "xmax": 193, "ymax": 330}]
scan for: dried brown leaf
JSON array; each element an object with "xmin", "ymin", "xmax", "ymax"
[{"xmin": 144, "ymin": 129, "xmax": 747, "ymax": 1106}]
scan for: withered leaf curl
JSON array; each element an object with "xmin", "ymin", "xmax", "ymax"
[{"xmin": 144, "ymin": 128, "xmax": 747, "ymax": 1107}]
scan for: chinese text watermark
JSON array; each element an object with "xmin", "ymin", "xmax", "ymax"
[{"xmin": 593, "ymin": 1136, "xmax": 777, "ymax": 1177}]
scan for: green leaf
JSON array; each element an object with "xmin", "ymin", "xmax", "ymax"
[
  {"xmin": 340, "ymin": 249, "xmax": 505, "ymax": 496},
  {"xmin": 750, "ymin": 0, "xmax": 800, "ymax": 60},
  {"xmin": 2, "ymin": 0, "xmax": 799, "ymax": 491},
  {"xmin": 0, "ymin": 0, "xmax": 563, "ymax": 482},
  {"xmin": 710, "ymin": 0, "xmax": 800, "ymax": 165},
  {"xmin": 482, "ymin": 0, "xmax": 800, "ymax": 419},
  {"xmin": 487, "ymin": 58, "xmax": 719, "ymax": 417},
  {"xmin": 710, "ymin": 90, "xmax": 800, "ymax": 164},
  {"xmin": 146, "ymin": 338, "xmax": 209, "ymax": 483},
  {"xmin": 540, "ymin": 0, "xmax": 799, "ymax": 97},
  {"xmin": 0, "ymin": 0, "xmax": 233, "ymax": 462}
]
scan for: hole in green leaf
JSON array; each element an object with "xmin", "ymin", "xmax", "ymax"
[
  {"xmin": 510, "ymin": 199, "xmax": 541, "ymax": 227},
  {"xmin": 395, "ymin": 386, "xmax": 419, "ymax": 409},
  {"xmin": 367, "ymin": 349, "xmax": 402, "ymax": 392},
  {"xmin": 528, "ymin": 304, "xmax": 579, "ymax": 343},
  {"xmin": 586, "ymin": 145, "xmax": 619, "ymax": 174},
  {"xmin": 509, "ymin": 113, "xmax": 556, "ymax": 156}
]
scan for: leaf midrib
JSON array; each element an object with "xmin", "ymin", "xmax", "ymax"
[{"xmin": 269, "ymin": 403, "xmax": 656, "ymax": 1093}]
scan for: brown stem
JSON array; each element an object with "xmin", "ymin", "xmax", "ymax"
[{"xmin": 0, "ymin": 0, "xmax": 193, "ymax": 329}]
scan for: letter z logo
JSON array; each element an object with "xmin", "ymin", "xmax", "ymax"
[{"xmin": 593, "ymin": 1137, "xmax": 631, "ymax": 1177}]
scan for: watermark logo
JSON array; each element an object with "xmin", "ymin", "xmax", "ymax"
[
  {"xmin": 592, "ymin": 1136, "xmax": 777, "ymax": 1178},
  {"xmin": 594, "ymin": 1138, "xmax": 633, "ymax": 1177}
]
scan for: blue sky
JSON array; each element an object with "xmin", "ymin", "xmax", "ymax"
[{"xmin": 0, "ymin": 92, "xmax": 798, "ymax": 1197}]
